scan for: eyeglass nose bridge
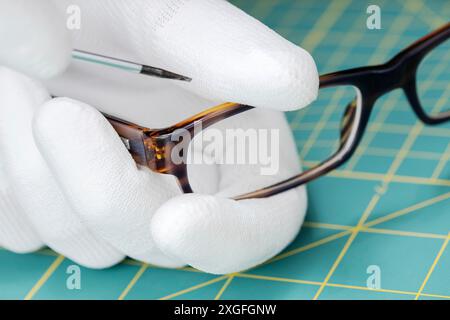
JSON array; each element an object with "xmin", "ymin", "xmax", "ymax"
[
  {"xmin": 361, "ymin": 59, "xmax": 450, "ymax": 126},
  {"xmin": 346, "ymin": 60, "xmax": 424, "ymax": 119},
  {"xmin": 358, "ymin": 62, "xmax": 412, "ymax": 100}
]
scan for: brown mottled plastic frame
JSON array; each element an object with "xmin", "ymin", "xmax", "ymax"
[{"xmin": 105, "ymin": 23, "xmax": 450, "ymax": 200}]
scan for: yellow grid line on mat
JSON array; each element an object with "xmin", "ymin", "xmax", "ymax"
[
  {"xmin": 118, "ymin": 263, "xmax": 148, "ymax": 300},
  {"xmin": 303, "ymin": 221, "xmax": 352, "ymax": 231},
  {"xmin": 24, "ymin": 255, "xmax": 65, "ymax": 300},
  {"xmin": 215, "ymin": 274, "xmax": 236, "ymax": 300},
  {"xmin": 353, "ymin": 147, "xmax": 444, "ymax": 162},
  {"xmin": 360, "ymin": 228, "xmax": 448, "ymax": 240},
  {"xmin": 237, "ymin": 273, "xmax": 321, "ymax": 286},
  {"xmin": 415, "ymin": 233, "xmax": 450, "ymax": 300}
]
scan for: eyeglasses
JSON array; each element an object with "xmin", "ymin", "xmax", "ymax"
[{"xmin": 75, "ymin": 23, "xmax": 450, "ymax": 200}]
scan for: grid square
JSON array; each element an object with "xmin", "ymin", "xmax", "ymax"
[
  {"xmin": 385, "ymin": 110, "xmax": 418, "ymax": 126},
  {"xmin": 411, "ymin": 136, "xmax": 450, "ymax": 153},
  {"xmin": 369, "ymin": 132, "xmax": 408, "ymax": 150},
  {"xmin": 396, "ymin": 158, "xmax": 440, "ymax": 178},
  {"xmin": 306, "ymin": 176, "xmax": 379, "ymax": 226},
  {"xmin": 353, "ymin": 154, "xmax": 393, "ymax": 174}
]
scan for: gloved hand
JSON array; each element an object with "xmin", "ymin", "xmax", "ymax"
[{"xmin": 0, "ymin": 0, "xmax": 319, "ymax": 274}]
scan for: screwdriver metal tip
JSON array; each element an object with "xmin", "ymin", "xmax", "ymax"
[{"xmin": 141, "ymin": 65, "xmax": 192, "ymax": 82}]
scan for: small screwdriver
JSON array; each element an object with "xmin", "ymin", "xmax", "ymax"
[{"xmin": 72, "ymin": 49, "xmax": 192, "ymax": 82}]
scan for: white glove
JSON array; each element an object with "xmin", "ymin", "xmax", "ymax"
[{"xmin": 0, "ymin": 0, "xmax": 319, "ymax": 274}]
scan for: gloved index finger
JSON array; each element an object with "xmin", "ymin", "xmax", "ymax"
[{"xmin": 50, "ymin": 0, "xmax": 319, "ymax": 111}]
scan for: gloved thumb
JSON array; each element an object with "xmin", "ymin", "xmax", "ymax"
[{"xmin": 0, "ymin": 0, "xmax": 71, "ymax": 79}]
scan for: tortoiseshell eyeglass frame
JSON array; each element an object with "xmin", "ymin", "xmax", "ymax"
[{"xmin": 104, "ymin": 23, "xmax": 450, "ymax": 200}]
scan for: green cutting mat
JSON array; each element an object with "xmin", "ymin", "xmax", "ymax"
[{"xmin": 1, "ymin": 0, "xmax": 449, "ymax": 300}]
